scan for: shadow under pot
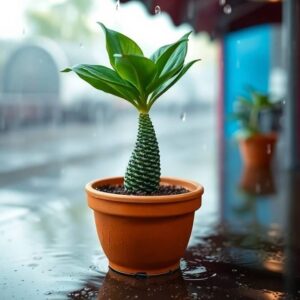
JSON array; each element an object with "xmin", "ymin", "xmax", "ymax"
[
  {"xmin": 85, "ymin": 176, "xmax": 204, "ymax": 276},
  {"xmin": 239, "ymin": 133, "xmax": 277, "ymax": 168}
]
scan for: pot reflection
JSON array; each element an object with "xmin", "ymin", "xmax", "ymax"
[
  {"xmin": 239, "ymin": 166, "xmax": 276, "ymax": 196},
  {"xmin": 97, "ymin": 269, "xmax": 189, "ymax": 300}
]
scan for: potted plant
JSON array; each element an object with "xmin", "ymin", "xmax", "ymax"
[
  {"xmin": 63, "ymin": 24, "xmax": 204, "ymax": 276},
  {"xmin": 231, "ymin": 89, "xmax": 278, "ymax": 167}
]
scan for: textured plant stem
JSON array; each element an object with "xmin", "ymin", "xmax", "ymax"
[{"xmin": 124, "ymin": 113, "xmax": 161, "ymax": 193}]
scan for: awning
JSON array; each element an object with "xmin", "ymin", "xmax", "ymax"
[{"xmin": 121, "ymin": 0, "xmax": 282, "ymax": 37}]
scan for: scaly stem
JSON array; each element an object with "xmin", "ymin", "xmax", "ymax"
[{"xmin": 124, "ymin": 113, "xmax": 161, "ymax": 193}]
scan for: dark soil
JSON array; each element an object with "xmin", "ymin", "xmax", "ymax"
[{"xmin": 96, "ymin": 184, "xmax": 190, "ymax": 196}]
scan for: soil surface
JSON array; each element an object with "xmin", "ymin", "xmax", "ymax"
[{"xmin": 96, "ymin": 184, "xmax": 189, "ymax": 196}]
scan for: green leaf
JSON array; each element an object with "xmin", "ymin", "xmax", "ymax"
[
  {"xmin": 150, "ymin": 31, "xmax": 191, "ymax": 63},
  {"xmin": 236, "ymin": 96, "xmax": 253, "ymax": 108},
  {"xmin": 147, "ymin": 32, "xmax": 192, "ymax": 94},
  {"xmin": 63, "ymin": 64, "xmax": 139, "ymax": 105},
  {"xmin": 114, "ymin": 54, "xmax": 157, "ymax": 96},
  {"xmin": 98, "ymin": 22, "xmax": 143, "ymax": 69},
  {"xmin": 149, "ymin": 59, "xmax": 200, "ymax": 106}
]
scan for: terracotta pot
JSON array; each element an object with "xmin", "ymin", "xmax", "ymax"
[
  {"xmin": 86, "ymin": 176, "xmax": 204, "ymax": 276},
  {"xmin": 239, "ymin": 133, "xmax": 277, "ymax": 167},
  {"xmin": 239, "ymin": 166, "xmax": 275, "ymax": 196}
]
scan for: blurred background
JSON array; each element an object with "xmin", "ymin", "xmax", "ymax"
[{"xmin": 1, "ymin": 0, "xmax": 300, "ymax": 299}]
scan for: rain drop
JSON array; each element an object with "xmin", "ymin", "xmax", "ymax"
[
  {"xmin": 187, "ymin": 1, "xmax": 195, "ymax": 20},
  {"xmin": 255, "ymin": 184, "xmax": 261, "ymax": 193},
  {"xmin": 155, "ymin": 5, "xmax": 161, "ymax": 15},
  {"xmin": 116, "ymin": 0, "xmax": 120, "ymax": 11},
  {"xmin": 282, "ymin": 99, "xmax": 286, "ymax": 105},
  {"xmin": 180, "ymin": 112, "xmax": 186, "ymax": 122},
  {"xmin": 267, "ymin": 144, "xmax": 272, "ymax": 155},
  {"xmin": 223, "ymin": 4, "xmax": 232, "ymax": 14},
  {"xmin": 219, "ymin": 0, "xmax": 226, "ymax": 5}
]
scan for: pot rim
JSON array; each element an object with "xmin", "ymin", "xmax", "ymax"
[
  {"xmin": 85, "ymin": 176, "xmax": 204, "ymax": 204},
  {"xmin": 240, "ymin": 132, "xmax": 278, "ymax": 142}
]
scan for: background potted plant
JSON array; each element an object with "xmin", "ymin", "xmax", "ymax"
[
  {"xmin": 63, "ymin": 24, "xmax": 204, "ymax": 276},
  {"xmin": 231, "ymin": 89, "xmax": 279, "ymax": 167}
]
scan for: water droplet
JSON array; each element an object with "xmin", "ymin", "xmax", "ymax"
[
  {"xmin": 180, "ymin": 112, "xmax": 186, "ymax": 122},
  {"xmin": 155, "ymin": 5, "xmax": 161, "ymax": 15},
  {"xmin": 219, "ymin": 0, "xmax": 226, "ymax": 5},
  {"xmin": 255, "ymin": 184, "xmax": 261, "ymax": 193},
  {"xmin": 116, "ymin": 0, "xmax": 120, "ymax": 11},
  {"xmin": 282, "ymin": 99, "xmax": 286, "ymax": 105},
  {"xmin": 223, "ymin": 4, "xmax": 232, "ymax": 14},
  {"xmin": 267, "ymin": 144, "xmax": 272, "ymax": 154},
  {"xmin": 187, "ymin": 1, "xmax": 195, "ymax": 19},
  {"xmin": 44, "ymin": 292, "xmax": 52, "ymax": 295}
]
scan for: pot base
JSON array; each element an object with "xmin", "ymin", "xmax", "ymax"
[{"xmin": 109, "ymin": 261, "xmax": 180, "ymax": 277}]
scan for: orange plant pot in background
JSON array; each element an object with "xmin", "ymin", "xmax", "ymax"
[
  {"xmin": 86, "ymin": 177, "xmax": 204, "ymax": 276},
  {"xmin": 239, "ymin": 166, "xmax": 275, "ymax": 196},
  {"xmin": 239, "ymin": 133, "xmax": 277, "ymax": 168}
]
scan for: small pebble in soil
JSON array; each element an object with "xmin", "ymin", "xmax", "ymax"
[{"xmin": 97, "ymin": 184, "xmax": 189, "ymax": 196}]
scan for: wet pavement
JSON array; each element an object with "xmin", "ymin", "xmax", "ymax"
[{"xmin": 1, "ymin": 109, "xmax": 300, "ymax": 300}]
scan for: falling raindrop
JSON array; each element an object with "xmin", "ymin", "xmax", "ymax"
[
  {"xmin": 155, "ymin": 5, "xmax": 161, "ymax": 15},
  {"xmin": 180, "ymin": 112, "xmax": 186, "ymax": 122},
  {"xmin": 267, "ymin": 144, "xmax": 272, "ymax": 155},
  {"xmin": 219, "ymin": 0, "xmax": 226, "ymax": 5},
  {"xmin": 255, "ymin": 184, "xmax": 261, "ymax": 193},
  {"xmin": 116, "ymin": 0, "xmax": 120, "ymax": 11},
  {"xmin": 187, "ymin": 1, "xmax": 195, "ymax": 19},
  {"xmin": 282, "ymin": 99, "xmax": 286, "ymax": 105},
  {"xmin": 223, "ymin": 4, "xmax": 232, "ymax": 14}
]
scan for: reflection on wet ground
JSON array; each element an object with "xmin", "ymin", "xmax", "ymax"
[{"xmin": 0, "ymin": 112, "xmax": 300, "ymax": 299}]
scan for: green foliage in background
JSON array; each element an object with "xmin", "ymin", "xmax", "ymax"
[
  {"xmin": 26, "ymin": 0, "xmax": 94, "ymax": 41},
  {"xmin": 231, "ymin": 89, "xmax": 278, "ymax": 139},
  {"xmin": 63, "ymin": 24, "xmax": 200, "ymax": 193}
]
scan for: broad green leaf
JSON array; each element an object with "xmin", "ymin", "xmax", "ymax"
[
  {"xmin": 147, "ymin": 32, "xmax": 192, "ymax": 94},
  {"xmin": 98, "ymin": 22, "xmax": 143, "ymax": 69},
  {"xmin": 62, "ymin": 64, "xmax": 139, "ymax": 105},
  {"xmin": 150, "ymin": 31, "xmax": 191, "ymax": 63},
  {"xmin": 149, "ymin": 59, "xmax": 200, "ymax": 106},
  {"xmin": 114, "ymin": 54, "xmax": 157, "ymax": 96}
]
